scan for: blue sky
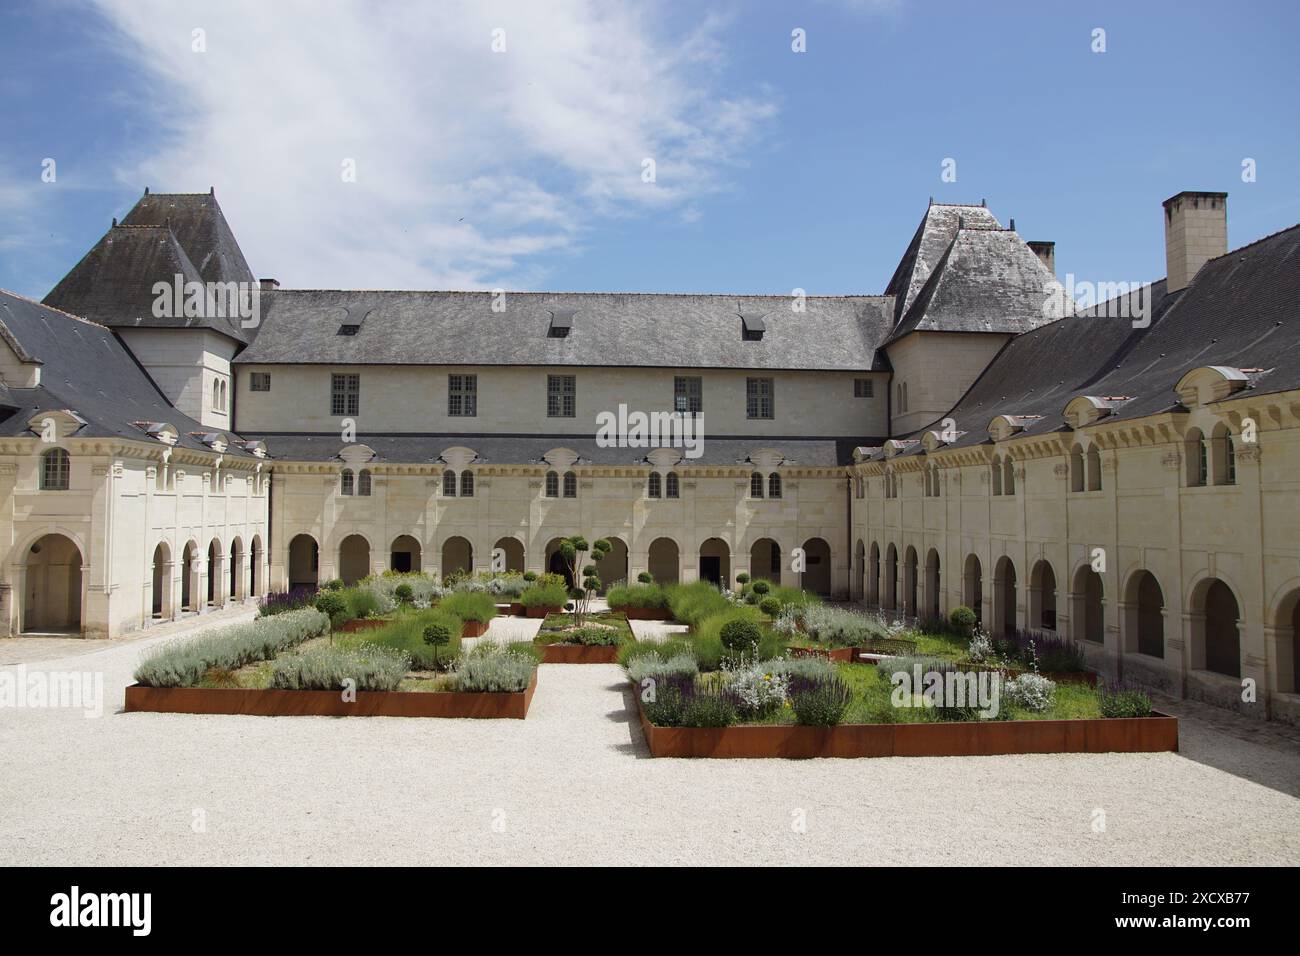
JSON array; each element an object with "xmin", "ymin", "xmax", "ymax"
[{"xmin": 2, "ymin": 0, "xmax": 1297, "ymax": 300}]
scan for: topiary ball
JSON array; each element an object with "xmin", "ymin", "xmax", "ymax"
[{"xmin": 719, "ymin": 618, "xmax": 763, "ymax": 653}]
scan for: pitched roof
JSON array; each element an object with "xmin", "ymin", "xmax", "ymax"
[
  {"xmin": 883, "ymin": 202, "xmax": 1001, "ymax": 324},
  {"xmin": 243, "ymin": 431, "xmax": 874, "ymax": 468},
  {"xmin": 0, "ymin": 290, "xmax": 255, "ymax": 456},
  {"xmin": 43, "ymin": 192, "xmax": 253, "ymax": 344},
  {"xmin": 234, "ymin": 290, "xmax": 895, "ymax": 371},
  {"xmin": 897, "ymin": 223, "xmax": 1300, "ymax": 452}
]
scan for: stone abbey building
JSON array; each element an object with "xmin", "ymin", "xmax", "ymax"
[{"xmin": 3, "ymin": 187, "xmax": 1298, "ymax": 723}]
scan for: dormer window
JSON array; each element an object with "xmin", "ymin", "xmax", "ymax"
[
  {"xmin": 548, "ymin": 309, "xmax": 575, "ymax": 338},
  {"xmin": 337, "ymin": 323, "xmax": 360, "ymax": 336},
  {"xmin": 740, "ymin": 313, "xmax": 766, "ymax": 341}
]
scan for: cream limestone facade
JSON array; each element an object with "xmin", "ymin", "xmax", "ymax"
[{"xmin": 10, "ymin": 187, "xmax": 1299, "ymax": 727}]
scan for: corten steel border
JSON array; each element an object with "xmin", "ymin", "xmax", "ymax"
[
  {"xmin": 540, "ymin": 643, "xmax": 621, "ymax": 664},
  {"xmin": 616, "ymin": 607, "xmax": 676, "ymax": 621},
  {"xmin": 525, "ymin": 605, "xmax": 561, "ymax": 618},
  {"xmin": 634, "ymin": 696, "xmax": 1177, "ymax": 759},
  {"xmin": 788, "ymin": 645, "xmax": 858, "ymax": 662},
  {"xmin": 124, "ymin": 670, "xmax": 537, "ymax": 719},
  {"xmin": 461, "ymin": 619, "xmax": 489, "ymax": 638}
]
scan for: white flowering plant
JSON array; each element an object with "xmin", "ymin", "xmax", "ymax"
[{"xmin": 1005, "ymin": 672, "xmax": 1056, "ymax": 712}]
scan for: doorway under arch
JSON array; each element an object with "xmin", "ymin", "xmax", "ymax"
[
  {"xmin": 338, "ymin": 534, "xmax": 371, "ymax": 585},
  {"xmin": 390, "ymin": 535, "xmax": 422, "ymax": 574},
  {"xmin": 992, "ymin": 556, "xmax": 1017, "ymax": 636},
  {"xmin": 750, "ymin": 537, "xmax": 782, "ymax": 583},
  {"xmin": 288, "ymin": 534, "xmax": 319, "ymax": 590},
  {"xmin": 492, "ymin": 536, "xmax": 525, "ymax": 573},
  {"xmin": 801, "ymin": 537, "xmax": 832, "ymax": 596},
  {"xmin": 24, "ymin": 533, "xmax": 83, "ymax": 633},
  {"xmin": 594, "ymin": 537, "xmax": 629, "ymax": 589},
  {"xmin": 699, "ymin": 537, "xmax": 730, "ymax": 588},
  {"xmin": 648, "ymin": 537, "xmax": 679, "ymax": 584},
  {"xmin": 1125, "ymin": 570, "xmax": 1165, "ymax": 657},
  {"xmin": 441, "ymin": 536, "xmax": 473, "ymax": 580},
  {"xmin": 963, "ymin": 554, "xmax": 983, "ymax": 624},
  {"xmin": 1029, "ymin": 560, "xmax": 1057, "ymax": 631},
  {"xmin": 151, "ymin": 541, "xmax": 172, "ymax": 619}
]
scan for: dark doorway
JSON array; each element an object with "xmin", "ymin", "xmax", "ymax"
[{"xmin": 700, "ymin": 556, "xmax": 722, "ymax": 586}]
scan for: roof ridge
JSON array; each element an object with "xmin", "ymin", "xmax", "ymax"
[
  {"xmin": 1203, "ymin": 220, "xmax": 1300, "ymax": 262},
  {"xmin": 263, "ymin": 289, "xmax": 891, "ymax": 299},
  {"xmin": 0, "ymin": 288, "xmax": 106, "ymax": 329}
]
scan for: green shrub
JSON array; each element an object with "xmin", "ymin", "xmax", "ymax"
[
  {"xmin": 949, "ymin": 606, "xmax": 977, "ymax": 636},
  {"xmin": 422, "ymin": 622, "xmax": 453, "ymax": 666},
  {"xmin": 314, "ymin": 591, "xmax": 349, "ymax": 627},
  {"xmin": 438, "ymin": 590, "xmax": 497, "ymax": 623},
  {"xmin": 617, "ymin": 640, "xmax": 666, "ymax": 668},
  {"xmin": 689, "ymin": 635, "xmax": 726, "ymax": 671},
  {"xmin": 564, "ymin": 626, "xmax": 623, "ymax": 646},
  {"xmin": 1099, "ymin": 687, "xmax": 1153, "ymax": 718},
  {"xmin": 759, "ymin": 596, "xmax": 781, "ymax": 617},
  {"xmin": 735, "ymin": 572, "xmax": 750, "ymax": 586},
  {"xmin": 344, "ymin": 587, "xmax": 381, "ymax": 620},
  {"xmin": 523, "ymin": 571, "xmax": 537, "ymax": 582},
  {"xmin": 641, "ymin": 679, "xmax": 688, "ymax": 726},
  {"xmin": 394, "ymin": 584, "xmax": 414, "ymax": 605},
  {"xmin": 520, "ymin": 580, "xmax": 568, "ymax": 609},
  {"xmin": 322, "ymin": 579, "xmax": 344, "ymax": 591},
  {"xmin": 271, "ymin": 642, "xmax": 409, "ymax": 691},
  {"xmin": 750, "ymin": 580, "xmax": 771, "ymax": 596},
  {"xmin": 802, "ymin": 605, "xmax": 891, "ymax": 647},
  {"xmin": 134, "ymin": 608, "xmax": 330, "ymax": 687},
  {"xmin": 625, "ymin": 651, "xmax": 699, "ymax": 685},
  {"xmin": 452, "ymin": 643, "xmax": 537, "ymax": 693},
  {"xmin": 605, "ymin": 583, "xmax": 668, "ymax": 610},
  {"xmin": 789, "ymin": 676, "xmax": 852, "ymax": 726},
  {"xmin": 665, "ymin": 581, "xmax": 732, "ymax": 628},
  {"xmin": 719, "ymin": 618, "xmax": 762, "ymax": 653},
  {"xmin": 637, "ymin": 571, "xmax": 654, "ymax": 584}
]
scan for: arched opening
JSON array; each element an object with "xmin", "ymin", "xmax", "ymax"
[
  {"xmin": 750, "ymin": 537, "xmax": 782, "ymax": 582},
  {"xmin": 492, "ymin": 536, "xmax": 525, "ymax": 573},
  {"xmin": 181, "ymin": 540, "xmax": 199, "ymax": 611},
  {"xmin": 24, "ymin": 533, "xmax": 82, "ymax": 633},
  {"xmin": 441, "ymin": 536, "xmax": 473, "ymax": 580},
  {"xmin": 287, "ymin": 534, "xmax": 319, "ymax": 590},
  {"xmin": 1069, "ymin": 445, "xmax": 1085, "ymax": 493},
  {"xmin": 992, "ymin": 555, "xmax": 1016, "ymax": 636},
  {"xmin": 884, "ymin": 544, "xmax": 898, "ymax": 610},
  {"xmin": 206, "ymin": 539, "xmax": 222, "ymax": 606},
  {"xmin": 390, "ymin": 535, "xmax": 422, "ymax": 574},
  {"xmin": 1211, "ymin": 423, "xmax": 1236, "ymax": 486},
  {"xmin": 801, "ymin": 537, "xmax": 831, "ymax": 596},
  {"xmin": 338, "ymin": 534, "xmax": 370, "ymax": 585},
  {"xmin": 563, "ymin": 472, "xmax": 578, "ymax": 498},
  {"xmin": 1191, "ymin": 578, "xmax": 1241, "ymax": 678},
  {"xmin": 665, "ymin": 472, "xmax": 680, "ymax": 499},
  {"xmin": 594, "ymin": 536, "xmax": 628, "ymax": 590},
  {"xmin": 249, "ymin": 535, "xmax": 262, "ymax": 598},
  {"xmin": 749, "ymin": 472, "xmax": 764, "ymax": 498},
  {"xmin": 963, "ymin": 554, "xmax": 982, "ymax": 624},
  {"xmin": 544, "ymin": 537, "xmax": 573, "ymax": 586},
  {"xmin": 1124, "ymin": 570, "xmax": 1165, "ymax": 658},
  {"xmin": 1087, "ymin": 445, "xmax": 1102, "ymax": 491},
  {"xmin": 1273, "ymin": 592, "xmax": 1300, "ymax": 695},
  {"xmin": 991, "ymin": 455, "xmax": 1003, "ymax": 496},
  {"xmin": 1185, "ymin": 428, "xmax": 1208, "ymax": 486},
  {"xmin": 868, "ymin": 542, "xmax": 880, "ymax": 606},
  {"xmin": 1072, "ymin": 566, "xmax": 1104, "ymax": 644},
  {"xmin": 229, "ymin": 537, "xmax": 245, "ymax": 601},
  {"xmin": 1029, "ymin": 560, "xmax": 1057, "ymax": 631},
  {"xmin": 545, "ymin": 471, "xmax": 559, "ymax": 498},
  {"xmin": 903, "ymin": 545, "xmax": 919, "ymax": 616},
  {"xmin": 151, "ymin": 541, "xmax": 171, "ymax": 619},
  {"xmin": 1003, "ymin": 456, "xmax": 1015, "ymax": 495},
  {"xmin": 768, "ymin": 472, "xmax": 782, "ymax": 498},
  {"xmin": 924, "ymin": 548, "xmax": 941, "ymax": 620},
  {"xmin": 40, "ymin": 448, "xmax": 70, "ymax": 490},
  {"xmin": 699, "ymin": 537, "xmax": 730, "ymax": 588},
  {"xmin": 648, "ymin": 537, "xmax": 680, "ymax": 584},
  {"xmin": 647, "ymin": 472, "xmax": 661, "ymax": 498}
]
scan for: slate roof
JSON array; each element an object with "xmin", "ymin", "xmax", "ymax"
[
  {"xmin": 43, "ymin": 192, "xmax": 253, "ymax": 344},
  {"xmin": 884, "ymin": 202, "xmax": 1001, "ymax": 323},
  {"xmin": 234, "ymin": 290, "xmax": 896, "ymax": 371},
  {"xmin": 890, "ymin": 223, "xmax": 1300, "ymax": 454},
  {"xmin": 0, "ymin": 290, "xmax": 254, "ymax": 456},
  {"xmin": 243, "ymin": 432, "xmax": 874, "ymax": 468}
]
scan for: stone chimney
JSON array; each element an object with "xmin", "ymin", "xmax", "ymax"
[
  {"xmin": 259, "ymin": 278, "xmax": 280, "ymax": 291},
  {"xmin": 1163, "ymin": 191, "xmax": 1227, "ymax": 293},
  {"xmin": 1027, "ymin": 241, "xmax": 1055, "ymax": 276}
]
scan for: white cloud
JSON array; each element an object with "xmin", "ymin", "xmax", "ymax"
[{"xmin": 86, "ymin": 0, "xmax": 778, "ymax": 289}]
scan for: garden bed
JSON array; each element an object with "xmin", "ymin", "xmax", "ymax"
[
  {"xmin": 462, "ymin": 619, "xmax": 489, "ymax": 638},
  {"xmin": 634, "ymin": 697, "xmax": 1177, "ymax": 759},
  {"xmin": 125, "ymin": 669, "xmax": 537, "ymax": 719},
  {"xmin": 338, "ymin": 618, "xmax": 388, "ymax": 633},
  {"xmin": 541, "ymin": 643, "xmax": 621, "ymax": 664},
  {"xmin": 618, "ymin": 607, "xmax": 676, "ymax": 621},
  {"xmin": 526, "ymin": 605, "xmax": 561, "ymax": 618}
]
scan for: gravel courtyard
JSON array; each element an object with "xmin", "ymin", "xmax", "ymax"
[{"xmin": 2, "ymin": 616, "xmax": 1298, "ymax": 867}]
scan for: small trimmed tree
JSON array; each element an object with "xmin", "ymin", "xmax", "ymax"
[
  {"xmin": 719, "ymin": 618, "xmax": 763, "ymax": 654},
  {"xmin": 637, "ymin": 571, "xmax": 654, "ymax": 584},
  {"xmin": 556, "ymin": 535, "xmax": 611, "ymax": 627},
  {"xmin": 394, "ymin": 583, "xmax": 414, "ymax": 606},
  {"xmin": 422, "ymin": 622, "xmax": 452, "ymax": 668}
]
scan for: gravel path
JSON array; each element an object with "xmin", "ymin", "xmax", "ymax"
[{"xmin": 2, "ymin": 629, "xmax": 1298, "ymax": 866}]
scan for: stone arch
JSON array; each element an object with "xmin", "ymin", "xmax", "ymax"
[
  {"xmin": 287, "ymin": 533, "xmax": 319, "ymax": 590},
  {"xmin": 1072, "ymin": 564, "xmax": 1105, "ymax": 644},
  {"xmin": 229, "ymin": 536, "xmax": 245, "ymax": 600},
  {"xmin": 544, "ymin": 536, "xmax": 572, "ymax": 586},
  {"xmin": 249, "ymin": 534, "xmax": 263, "ymax": 598},
  {"xmin": 699, "ymin": 537, "xmax": 730, "ymax": 588},
  {"xmin": 868, "ymin": 542, "xmax": 880, "ymax": 605},
  {"xmin": 1087, "ymin": 445, "xmax": 1102, "ymax": 491},
  {"xmin": 206, "ymin": 537, "xmax": 223, "ymax": 606},
  {"xmin": 492, "ymin": 536, "xmax": 525, "ymax": 573},
  {"xmin": 750, "ymin": 537, "xmax": 782, "ymax": 583},
  {"xmin": 151, "ymin": 540, "xmax": 172, "ymax": 619},
  {"xmin": 390, "ymin": 534, "xmax": 422, "ymax": 574},
  {"xmin": 1189, "ymin": 576, "xmax": 1241, "ymax": 678},
  {"xmin": 1123, "ymin": 569, "xmax": 1165, "ymax": 658},
  {"xmin": 647, "ymin": 536, "xmax": 680, "ymax": 584},
  {"xmin": 801, "ymin": 537, "xmax": 832, "ymax": 596},
  {"xmin": 181, "ymin": 538, "xmax": 200, "ymax": 610},
  {"xmin": 441, "ymin": 536, "xmax": 474, "ymax": 580},
  {"xmin": 23, "ymin": 533, "xmax": 83, "ymax": 633},
  {"xmin": 1029, "ymin": 559, "xmax": 1057, "ymax": 631},
  {"xmin": 338, "ymin": 534, "xmax": 371, "ymax": 585},
  {"xmin": 992, "ymin": 555, "xmax": 1016, "ymax": 636},
  {"xmin": 884, "ymin": 543, "xmax": 899, "ymax": 611},
  {"xmin": 854, "ymin": 538, "xmax": 866, "ymax": 603},
  {"xmin": 594, "ymin": 535, "xmax": 628, "ymax": 590},
  {"xmin": 924, "ymin": 548, "xmax": 941, "ymax": 620},
  {"xmin": 1270, "ymin": 583, "xmax": 1300, "ymax": 695},
  {"xmin": 903, "ymin": 545, "xmax": 919, "ymax": 616}
]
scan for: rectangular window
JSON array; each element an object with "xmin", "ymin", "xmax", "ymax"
[
  {"xmin": 547, "ymin": 374, "xmax": 576, "ymax": 418},
  {"xmin": 448, "ymin": 373, "xmax": 477, "ymax": 417},
  {"xmin": 330, "ymin": 373, "xmax": 360, "ymax": 416},
  {"xmin": 249, "ymin": 372, "xmax": 271, "ymax": 392},
  {"xmin": 746, "ymin": 377, "xmax": 774, "ymax": 420},
  {"xmin": 854, "ymin": 378, "xmax": 873, "ymax": 398},
  {"xmin": 674, "ymin": 376, "xmax": 703, "ymax": 414}
]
